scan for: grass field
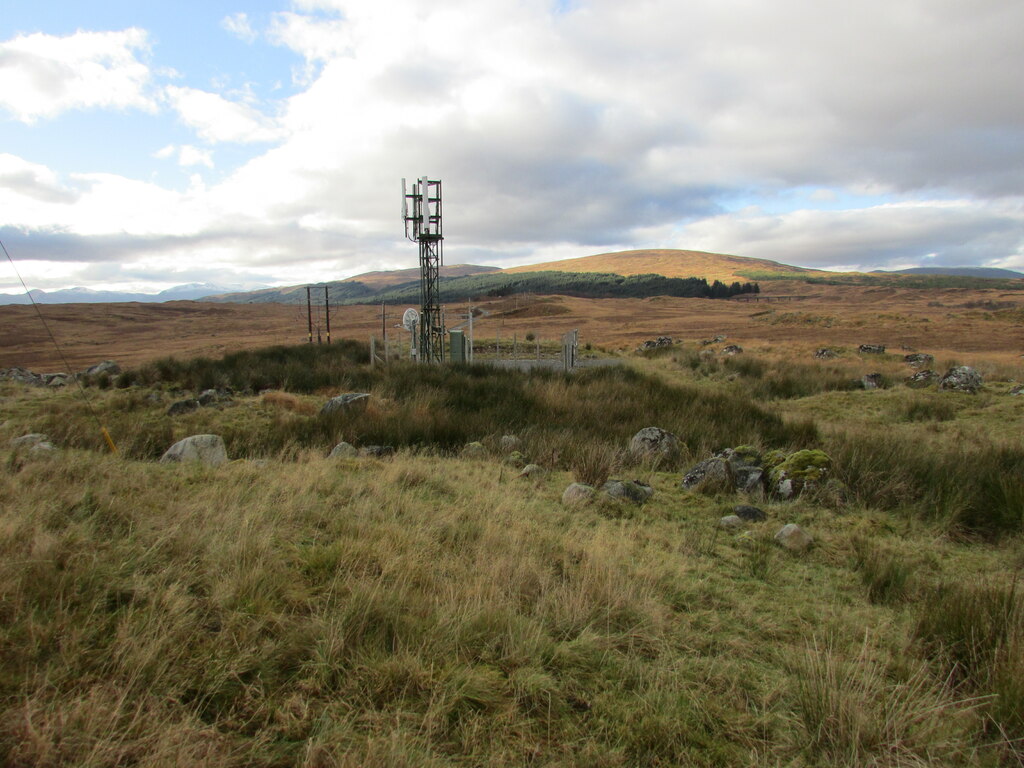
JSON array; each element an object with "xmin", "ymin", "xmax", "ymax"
[{"xmin": 2, "ymin": 330, "xmax": 1023, "ymax": 765}]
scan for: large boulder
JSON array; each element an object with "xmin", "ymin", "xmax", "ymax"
[
  {"xmin": 602, "ymin": 479, "xmax": 653, "ymax": 504},
  {"xmin": 681, "ymin": 446, "xmax": 764, "ymax": 495},
  {"xmin": 629, "ymin": 427, "xmax": 680, "ymax": 460},
  {"xmin": 0, "ymin": 367, "xmax": 44, "ymax": 386},
  {"xmin": 562, "ymin": 482, "xmax": 596, "ymax": 505},
  {"xmin": 320, "ymin": 393, "xmax": 371, "ymax": 417},
  {"xmin": 768, "ymin": 449, "xmax": 832, "ymax": 500},
  {"xmin": 938, "ymin": 366, "xmax": 982, "ymax": 394},
  {"xmin": 775, "ymin": 524, "xmax": 813, "ymax": 551},
  {"xmin": 159, "ymin": 434, "xmax": 228, "ymax": 466}
]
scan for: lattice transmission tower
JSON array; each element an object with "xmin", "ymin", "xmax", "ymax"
[{"xmin": 402, "ymin": 176, "xmax": 444, "ymax": 363}]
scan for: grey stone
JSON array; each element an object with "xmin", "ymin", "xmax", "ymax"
[
  {"xmin": 859, "ymin": 344, "xmax": 886, "ymax": 354},
  {"xmin": 46, "ymin": 374, "xmax": 71, "ymax": 388},
  {"xmin": 602, "ymin": 479, "xmax": 654, "ymax": 504},
  {"xmin": 499, "ymin": 435, "xmax": 521, "ymax": 452},
  {"xmin": 505, "ymin": 450, "xmax": 527, "ymax": 468},
  {"xmin": 734, "ymin": 504, "xmax": 766, "ymax": 522},
  {"xmin": 814, "ymin": 348, "xmax": 839, "ymax": 360},
  {"xmin": 359, "ymin": 445, "xmax": 394, "ymax": 458},
  {"xmin": 681, "ymin": 447, "xmax": 766, "ymax": 495},
  {"xmin": 0, "ymin": 367, "xmax": 44, "ymax": 386},
  {"xmin": 938, "ymin": 366, "xmax": 982, "ymax": 394},
  {"xmin": 197, "ymin": 389, "xmax": 220, "ymax": 406},
  {"xmin": 84, "ymin": 360, "xmax": 121, "ymax": 377},
  {"xmin": 903, "ymin": 353, "xmax": 934, "ymax": 368},
  {"xmin": 462, "ymin": 441, "xmax": 486, "ymax": 458},
  {"xmin": 681, "ymin": 455, "xmax": 731, "ymax": 490},
  {"xmin": 629, "ymin": 427, "xmax": 680, "ymax": 459},
  {"xmin": 159, "ymin": 434, "xmax": 228, "ymax": 466},
  {"xmin": 861, "ymin": 373, "xmax": 883, "ymax": 390},
  {"xmin": 167, "ymin": 399, "xmax": 199, "ymax": 417},
  {"xmin": 320, "ymin": 393, "xmax": 371, "ymax": 417},
  {"xmin": 328, "ymin": 442, "xmax": 357, "ymax": 458},
  {"xmin": 517, "ymin": 463, "xmax": 545, "ymax": 478},
  {"xmin": 719, "ymin": 515, "xmax": 744, "ymax": 529},
  {"xmin": 639, "ymin": 336, "xmax": 674, "ymax": 351},
  {"xmin": 9, "ymin": 433, "xmax": 55, "ymax": 452},
  {"xmin": 906, "ymin": 369, "xmax": 939, "ymax": 388},
  {"xmin": 775, "ymin": 523, "xmax": 813, "ymax": 551},
  {"xmin": 562, "ymin": 482, "xmax": 596, "ymax": 505},
  {"xmin": 1010, "ymin": 384, "xmax": 1024, "ymax": 396},
  {"xmin": 722, "ymin": 344, "xmax": 743, "ymax": 356}
]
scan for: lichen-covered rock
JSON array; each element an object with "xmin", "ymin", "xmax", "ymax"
[
  {"xmin": 462, "ymin": 441, "xmax": 486, "ymax": 458},
  {"xmin": 859, "ymin": 344, "xmax": 886, "ymax": 354},
  {"xmin": 602, "ymin": 479, "xmax": 653, "ymax": 504},
  {"xmin": 9, "ymin": 433, "xmax": 56, "ymax": 452},
  {"xmin": 639, "ymin": 336, "xmax": 674, "ymax": 351},
  {"xmin": 938, "ymin": 366, "xmax": 982, "ymax": 394},
  {"xmin": 629, "ymin": 427, "xmax": 680, "ymax": 460},
  {"xmin": 681, "ymin": 446, "xmax": 766, "ymax": 495},
  {"xmin": 517, "ymin": 463, "xmax": 545, "ymax": 479},
  {"xmin": 562, "ymin": 483, "xmax": 596, "ymax": 505},
  {"xmin": 159, "ymin": 434, "xmax": 227, "ymax": 466},
  {"xmin": 505, "ymin": 451, "xmax": 527, "ymax": 468},
  {"xmin": 700, "ymin": 335, "xmax": 726, "ymax": 346},
  {"xmin": 903, "ymin": 353, "xmax": 934, "ymax": 368},
  {"xmin": 499, "ymin": 435, "xmax": 521, "ymax": 452},
  {"xmin": 84, "ymin": 360, "xmax": 121, "ymax": 377},
  {"xmin": 906, "ymin": 369, "xmax": 939, "ymax": 388},
  {"xmin": 0, "ymin": 367, "xmax": 44, "ymax": 386},
  {"xmin": 775, "ymin": 523, "xmax": 813, "ymax": 551},
  {"xmin": 769, "ymin": 449, "xmax": 832, "ymax": 499},
  {"xmin": 722, "ymin": 344, "xmax": 743, "ymax": 356},
  {"xmin": 329, "ymin": 442, "xmax": 357, "ymax": 458},
  {"xmin": 734, "ymin": 504, "xmax": 766, "ymax": 522},
  {"xmin": 814, "ymin": 348, "xmax": 839, "ymax": 360},
  {"xmin": 681, "ymin": 454, "xmax": 732, "ymax": 492},
  {"xmin": 320, "ymin": 393, "xmax": 371, "ymax": 417},
  {"xmin": 1010, "ymin": 385, "xmax": 1024, "ymax": 396},
  {"xmin": 861, "ymin": 373, "xmax": 883, "ymax": 390}
]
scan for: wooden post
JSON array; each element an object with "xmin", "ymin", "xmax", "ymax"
[
  {"xmin": 306, "ymin": 287, "xmax": 313, "ymax": 344},
  {"xmin": 324, "ymin": 286, "xmax": 331, "ymax": 344}
]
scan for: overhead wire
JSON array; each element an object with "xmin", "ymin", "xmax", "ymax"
[{"xmin": 1, "ymin": 236, "xmax": 119, "ymax": 454}]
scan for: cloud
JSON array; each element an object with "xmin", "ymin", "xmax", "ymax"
[
  {"xmin": 0, "ymin": 154, "xmax": 77, "ymax": 204},
  {"xmin": 221, "ymin": 12, "xmax": 258, "ymax": 44},
  {"xmin": 163, "ymin": 85, "xmax": 283, "ymax": 143},
  {"xmin": 0, "ymin": 28, "xmax": 156, "ymax": 122}
]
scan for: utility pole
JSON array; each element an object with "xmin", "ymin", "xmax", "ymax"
[{"xmin": 306, "ymin": 286, "xmax": 313, "ymax": 344}]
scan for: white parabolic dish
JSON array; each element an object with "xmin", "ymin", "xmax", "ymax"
[{"xmin": 402, "ymin": 308, "xmax": 419, "ymax": 331}]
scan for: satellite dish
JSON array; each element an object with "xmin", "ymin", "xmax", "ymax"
[{"xmin": 402, "ymin": 308, "xmax": 419, "ymax": 331}]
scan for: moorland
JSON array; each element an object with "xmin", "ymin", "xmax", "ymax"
[{"xmin": 1, "ymin": 251, "xmax": 1023, "ymax": 766}]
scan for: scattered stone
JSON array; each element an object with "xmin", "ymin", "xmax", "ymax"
[
  {"xmin": 499, "ymin": 435, "xmax": 521, "ymax": 452},
  {"xmin": 328, "ymin": 442, "xmax": 358, "ymax": 458},
  {"xmin": 0, "ymin": 367, "xmax": 44, "ymax": 386},
  {"xmin": 903, "ymin": 353, "xmax": 934, "ymax": 368},
  {"xmin": 517, "ymin": 463, "xmax": 545, "ymax": 479},
  {"xmin": 639, "ymin": 336, "xmax": 674, "ymax": 351},
  {"xmin": 462, "ymin": 441, "xmax": 486, "ymax": 458},
  {"xmin": 681, "ymin": 446, "xmax": 765, "ymax": 495},
  {"xmin": 562, "ymin": 482, "xmax": 596, "ymax": 505},
  {"xmin": 700, "ymin": 335, "xmax": 726, "ymax": 346},
  {"xmin": 769, "ymin": 449, "xmax": 832, "ymax": 500},
  {"xmin": 722, "ymin": 344, "xmax": 743, "ymax": 356},
  {"xmin": 629, "ymin": 427, "xmax": 680, "ymax": 460},
  {"xmin": 775, "ymin": 523, "xmax": 813, "ymax": 551},
  {"xmin": 861, "ymin": 373, "xmax": 883, "ymax": 390},
  {"xmin": 859, "ymin": 344, "xmax": 886, "ymax": 354},
  {"xmin": 9, "ymin": 433, "xmax": 56, "ymax": 452},
  {"xmin": 602, "ymin": 479, "xmax": 653, "ymax": 504},
  {"xmin": 814, "ymin": 348, "xmax": 839, "ymax": 360},
  {"xmin": 719, "ymin": 515, "xmax": 744, "ymax": 530},
  {"xmin": 45, "ymin": 373, "xmax": 71, "ymax": 388},
  {"xmin": 159, "ymin": 434, "xmax": 228, "ymax": 466},
  {"xmin": 167, "ymin": 399, "xmax": 199, "ymax": 417},
  {"xmin": 906, "ymin": 369, "xmax": 939, "ymax": 388},
  {"xmin": 734, "ymin": 504, "xmax": 766, "ymax": 522},
  {"xmin": 197, "ymin": 389, "xmax": 220, "ymax": 406},
  {"xmin": 1010, "ymin": 384, "xmax": 1024, "ymax": 396},
  {"xmin": 359, "ymin": 445, "xmax": 395, "ymax": 458},
  {"xmin": 320, "ymin": 393, "xmax": 371, "ymax": 417},
  {"xmin": 505, "ymin": 451, "xmax": 527, "ymax": 468},
  {"xmin": 84, "ymin": 360, "xmax": 121, "ymax": 377},
  {"xmin": 938, "ymin": 366, "xmax": 983, "ymax": 394}
]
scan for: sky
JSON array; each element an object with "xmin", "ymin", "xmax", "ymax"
[{"xmin": 1, "ymin": 0, "xmax": 1022, "ymax": 294}]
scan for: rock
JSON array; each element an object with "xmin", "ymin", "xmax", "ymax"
[
  {"xmin": 861, "ymin": 373, "xmax": 883, "ymax": 390},
  {"xmin": 938, "ymin": 366, "xmax": 982, "ymax": 394},
  {"xmin": 722, "ymin": 344, "xmax": 743, "ymax": 356},
  {"xmin": 906, "ymin": 369, "xmax": 939, "ymax": 388},
  {"xmin": 639, "ymin": 336, "xmax": 674, "ymax": 351},
  {"xmin": 462, "ymin": 441, "xmax": 486, "ymax": 458},
  {"xmin": 359, "ymin": 445, "xmax": 394, "ymax": 458},
  {"xmin": 775, "ymin": 523, "xmax": 813, "ymax": 551},
  {"xmin": 505, "ymin": 450, "xmax": 527, "ymax": 468},
  {"xmin": 629, "ymin": 427, "xmax": 680, "ymax": 460},
  {"xmin": 562, "ymin": 482, "xmax": 596, "ymax": 505},
  {"xmin": 320, "ymin": 393, "xmax": 371, "ymax": 417},
  {"xmin": 769, "ymin": 449, "xmax": 832, "ymax": 500},
  {"xmin": 197, "ymin": 389, "xmax": 220, "ymax": 406},
  {"xmin": 9, "ymin": 433, "xmax": 56, "ymax": 452},
  {"xmin": 859, "ymin": 344, "xmax": 886, "ymax": 354},
  {"xmin": 0, "ymin": 367, "xmax": 44, "ymax": 386},
  {"xmin": 681, "ymin": 446, "xmax": 765, "ymax": 495},
  {"xmin": 84, "ymin": 360, "xmax": 121, "ymax": 377},
  {"xmin": 159, "ymin": 434, "xmax": 228, "ymax": 466},
  {"xmin": 734, "ymin": 504, "xmax": 766, "ymax": 522},
  {"xmin": 602, "ymin": 479, "xmax": 653, "ymax": 504},
  {"xmin": 517, "ymin": 463, "xmax": 545, "ymax": 479},
  {"xmin": 681, "ymin": 454, "xmax": 732, "ymax": 491},
  {"xmin": 45, "ymin": 374, "xmax": 71, "ymax": 388},
  {"xmin": 814, "ymin": 348, "xmax": 839, "ymax": 360},
  {"xmin": 499, "ymin": 435, "xmax": 521, "ymax": 452},
  {"xmin": 903, "ymin": 353, "xmax": 934, "ymax": 368},
  {"xmin": 328, "ymin": 442, "xmax": 358, "ymax": 458},
  {"xmin": 719, "ymin": 515, "xmax": 744, "ymax": 530},
  {"xmin": 167, "ymin": 399, "xmax": 199, "ymax": 417},
  {"xmin": 700, "ymin": 335, "xmax": 726, "ymax": 347},
  {"xmin": 1010, "ymin": 385, "xmax": 1024, "ymax": 396}
]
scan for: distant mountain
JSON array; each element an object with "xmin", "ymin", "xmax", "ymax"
[
  {"xmin": 871, "ymin": 267, "xmax": 1024, "ymax": 279},
  {"xmin": 0, "ymin": 283, "xmax": 266, "ymax": 305}
]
